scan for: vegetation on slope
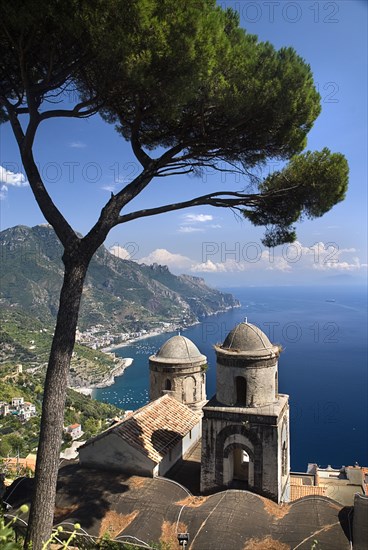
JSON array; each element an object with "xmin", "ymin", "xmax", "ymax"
[
  {"xmin": 0, "ymin": 374, "xmax": 122, "ymax": 458},
  {"xmin": 0, "ymin": 225, "xmax": 239, "ymax": 333},
  {"xmin": 0, "ymin": 308, "xmax": 122, "ymax": 388}
]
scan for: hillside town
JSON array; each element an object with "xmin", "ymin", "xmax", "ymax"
[
  {"xmin": 75, "ymin": 321, "xmax": 185, "ymax": 350},
  {"xmin": 0, "ymin": 397, "xmax": 37, "ymax": 423}
]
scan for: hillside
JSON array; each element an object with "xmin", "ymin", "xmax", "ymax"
[
  {"xmin": 0, "ymin": 308, "xmax": 127, "ymax": 389},
  {"xmin": 0, "ymin": 372, "xmax": 123, "ymax": 458},
  {"xmin": 0, "ymin": 224, "xmax": 239, "ymax": 332}
]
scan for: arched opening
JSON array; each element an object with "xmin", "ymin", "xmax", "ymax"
[
  {"xmin": 234, "ymin": 449, "xmax": 249, "ymax": 482},
  {"xmin": 275, "ymin": 371, "xmax": 278, "ymax": 397},
  {"xmin": 235, "ymin": 376, "xmax": 247, "ymax": 405},
  {"xmin": 216, "ymin": 425, "xmax": 262, "ymax": 491},
  {"xmin": 223, "ymin": 444, "xmax": 254, "ymax": 489},
  {"xmin": 183, "ymin": 376, "xmax": 196, "ymax": 403},
  {"xmin": 164, "ymin": 379, "xmax": 171, "ymax": 391}
]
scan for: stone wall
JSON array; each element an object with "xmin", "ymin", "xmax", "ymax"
[
  {"xmin": 149, "ymin": 360, "xmax": 206, "ymax": 413},
  {"xmin": 200, "ymin": 396, "xmax": 290, "ymax": 503}
]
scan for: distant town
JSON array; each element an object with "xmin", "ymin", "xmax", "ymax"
[{"xmin": 75, "ymin": 320, "xmax": 186, "ymax": 350}]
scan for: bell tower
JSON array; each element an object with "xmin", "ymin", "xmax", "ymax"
[
  {"xmin": 149, "ymin": 335, "xmax": 207, "ymax": 415},
  {"xmin": 200, "ymin": 322, "xmax": 290, "ymax": 502}
]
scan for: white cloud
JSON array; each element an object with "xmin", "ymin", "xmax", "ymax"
[
  {"xmin": 101, "ymin": 184, "xmax": 117, "ymax": 193},
  {"xmin": 102, "ymin": 176, "xmax": 126, "ymax": 192},
  {"xmin": 0, "ymin": 165, "xmax": 28, "ymax": 187},
  {"xmin": 69, "ymin": 141, "xmax": 86, "ymax": 148},
  {"xmin": 178, "ymin": 226, "xmax": 205, "ymax": 234},
  {"xmin": 190, "ymin": 241, "xmax": 367, "ymax": 275},
  {"xmin": 178, "ymin": 213, "xmax": 219, "ymax": 233},
  {"xmin": 191, "ymin": 260, "xmax": 227, "ymax": 273},
  {"xmin": 133, "ymin": 241, "xmax": 367, "ymax": 279},
  {"xmin": 109, "ymin": 245, "xmax": 132, "ymax": 260},
  {"xmin": 138, "ymin": 248, "xmax": 193, "ymax": 270},
  {"xmin": 182, "ymin": 213, "xmax": 213, "ymax": 223},
  {"xmin": 288, "ymin": 241, "xmax": 363, "ymax": 272},
  {"xmin": 0, "ymin": 165, "xmax": 28, "ymax": 199},
  {"xmin": 262, "ymin": 251, "xmax": 292, "ymax": 272},
  {"xmin": 0, "ymin": 185, "xmax": 7, "ymax": 200}
]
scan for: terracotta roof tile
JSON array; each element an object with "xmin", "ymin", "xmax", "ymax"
[
  {"xmin": 290, "ymin": 485, "xmax": 326, "ymax": 500},
  {"xmin": 84, "ymin": 395, "xmax": 199, "ymax": 464}
]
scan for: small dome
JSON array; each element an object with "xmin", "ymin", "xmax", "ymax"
[
  {"xmin": 152, "ymin": 335, "xmax": 206, "ymax": 364},
  {"xmin": 222, "ymin": 322, "xmax": 276, "ymax": 355}
]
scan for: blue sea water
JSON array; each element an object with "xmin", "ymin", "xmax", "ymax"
[{"xmin": 93, "ymin": 285, "xmax": 368, "ymax": 472}]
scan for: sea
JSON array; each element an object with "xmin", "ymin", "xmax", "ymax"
[{"xmin": 93, "ymin": 285, "xmax": 368, "ymax": 472}]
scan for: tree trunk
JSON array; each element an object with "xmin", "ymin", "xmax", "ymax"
[{"xmin": 24, "ymin": 256, "xmax": 89, "ymax": 550}]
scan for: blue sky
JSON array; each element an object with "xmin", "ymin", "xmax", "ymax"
[{"xmin": 0, "ymin": 0, "xmax": 367, "ymax": 287}]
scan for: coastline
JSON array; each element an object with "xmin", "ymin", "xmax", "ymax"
[
  {"xmin": 101, "ymin": 304, "xmax": 240, "ymax": 353},
  {"xmin": 71, "ymin": 357, "xmax": 133, "ymax": 396},
  {"xmin": 72, "ymin": 303, "xmax": 241, "ymax": 395},
  {"xmin": 101, "ymin": 329, "xmax": 173, "ymax": 352}
]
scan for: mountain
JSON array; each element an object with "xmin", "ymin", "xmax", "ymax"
[{"xmin": 0, "ymin": 225, "xmax": 239, "ymax": 332}]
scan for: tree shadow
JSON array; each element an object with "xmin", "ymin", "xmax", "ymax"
[
  {"xmin": 2, "ymin": 476, "xmax": 34, "ymax": 508},
  {"xmin": 151, "ymin": 428, "xmax": 182, "ymax": 457},
  {"xmin": 54, "ymin": 463, "xmax": 130, "ymax": 532},
  {"xmin": 3, "ymin": 463, "xmax": 133, "ymax": 537}
]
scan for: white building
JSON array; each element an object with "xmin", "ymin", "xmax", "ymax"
[
  {"xmin": 0, "ymin": 402, "xmax": 10, "ymax": 416},
  {"xmin": 11, "ymin": 397, "xmax": 24, "ymax": 408},
  {"xmin": 66, "ymin": 423, "xmax": 82, "ymax": 439},
  {"xmin": 79, "ymin": 394, "xmax": 201, "ymax": 477}
]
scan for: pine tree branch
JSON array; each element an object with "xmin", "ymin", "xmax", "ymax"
[{"xmin": 115, "ymin": 191, "xmax": 259, "ymax": 225}]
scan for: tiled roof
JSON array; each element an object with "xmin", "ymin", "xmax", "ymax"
[
  {"xmin": 11, "ymin": 464, "xmax": 351, "ymax": 549},
  {"xmin": 83, "ymin": 395, "xmax": 198, "ymax": 464},
  {"xmin": 290, "ymin": 484, "xmax": 326, "ymax": 500},
  {"xmin": 290, "ymin": 476, "xmax": 326, "ymax": 500}
]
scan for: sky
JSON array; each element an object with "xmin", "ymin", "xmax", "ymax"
[{"xmin": 0, "ymin": 0, "xmax": 367, "ymax": 287}]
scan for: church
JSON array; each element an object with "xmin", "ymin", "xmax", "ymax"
[
  {"xmin": 79, "ymin": 320, "xmax": 290, "ymax": 503},
  {"xmin": 6, "ymin": 321, "xmax": 367, "ymax": 548}
]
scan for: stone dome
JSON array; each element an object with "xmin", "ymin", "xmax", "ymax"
[
  {"xmin": 151, "ymin": 335, "xmax": 206, "ymax": 364},
  {"xmin": 221, "ymin": 322, "xmax": 278, "ymax": 357}
]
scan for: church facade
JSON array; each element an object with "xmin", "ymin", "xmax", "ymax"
[
  {"xmin": 79, "ymin": 322, "xmax": 290, "ymax": 503},
  {"xmin": 200, "ymin": 322, "xmax": 290, "ymax": 502}
]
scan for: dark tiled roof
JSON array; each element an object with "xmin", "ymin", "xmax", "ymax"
[{"xmin": 6, "ymin": 465, "xmax": 352, "ymax": 549}]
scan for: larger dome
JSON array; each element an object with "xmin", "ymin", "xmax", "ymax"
[
  {"xmin": 151, "ymin": 335, "xmax": 206, "ymax": 364},
  {"xmin": 221, "ymin": 322, "xmax": 277, "ymax": 356}
]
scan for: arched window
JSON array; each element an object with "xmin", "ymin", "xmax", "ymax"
[
  {"xmin": 235, "ymin": 376, "xmax": 247, "ymax": 405},
  {"xmin": 183, "ymin": 376, "xmax": 196, "ymax": 403},
  {"xmin": 275, "ymin": 371, "xmax": 278, "ymax": 396},
  {"xmin": 165, "ymin": 379, "xmax": 171, "ymax": 391}
]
